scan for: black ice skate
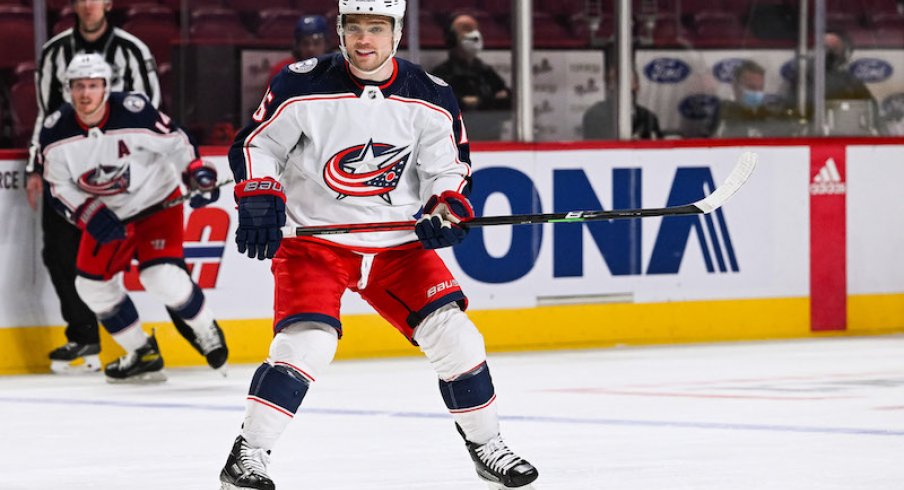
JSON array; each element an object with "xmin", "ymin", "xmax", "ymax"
[
  {"xmin": 104, "ymin": 334, "xmax": 166, "ymax": 383},
  {"xmin": 457, "ymin": 424, "xmax": 539, "ymax": 489},
  {"xmin": 175, "ymin": 318, "xmax": 229, "ymax": 373},
  {"xmin": 49, "ymin": 342, "xmax": 101, "ymax": 374},
  {"xmin": 219, "ymin": 435, "xmax": 275, "ymax": 490}
]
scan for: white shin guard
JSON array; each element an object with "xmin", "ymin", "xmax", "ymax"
[
  {"xmin": 140, "ymin": 263, "xmax": 216, "ymax": 332},
  {"xmin": 242, "ymin": 322, "xmax": 339, "ymax": 450},
  {"xmin": 414, "ymin": 304, "xmax": 500, "ymax": 444},
  {"xmin": 74, "ymin": 276, "xmax": 147, "ymax": 351}
]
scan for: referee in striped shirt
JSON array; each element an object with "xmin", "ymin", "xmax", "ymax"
[{"xmin": 24, "ymin": 0, "xmax": 190, "ymax": 372}]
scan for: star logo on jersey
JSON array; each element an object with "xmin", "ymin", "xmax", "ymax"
[
  {"xmin": 323, "ymin": 140, "xmax": 410, "ymax": 203},
  {"xmin": 77, "ymin": 163, "xmax": 131, "ymax": 196}
]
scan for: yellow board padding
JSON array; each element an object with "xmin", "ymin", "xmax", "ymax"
[
  {"xmin": 848, "ymin": 293, "xmax": 904, "ymax": 334},
  {"xmin": 1, "ymin": 294, "xmax": 902, "ymax": 375}
]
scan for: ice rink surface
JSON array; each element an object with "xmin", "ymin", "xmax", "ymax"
[{"xmin": 2, "ymin": 336, "xmax": 904, "ymax": 489}]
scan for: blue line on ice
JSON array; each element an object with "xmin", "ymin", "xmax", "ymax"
[{"xmin": 2, "ymin": 396, "xmax": 902, "ymax": 437}]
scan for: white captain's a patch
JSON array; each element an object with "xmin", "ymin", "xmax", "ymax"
[
  {"xmin": 43, "ymin": 110, "xmax": 62, "ymax": 129},
  {"xmin": 123, "ymin": 94, "xmax": 147, "ymax": 113},
  {"xmin": 289, "ymin": 58, "xmax": 318, "ymax": 74}
]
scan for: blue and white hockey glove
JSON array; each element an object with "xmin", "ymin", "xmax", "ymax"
[
  {"xmin": 182, "ymin": 159, "xmax": 220, "ymax": 208},
  {"xmin": 75, "ymin": 198, "xmax": 126, "ymax": 244},
  {"xmin": 234, "ymin": 177, "xmax": 286, "ymax": 260},
  {"xmin": 415, "ymin": 191, "xmax": 474, "ymax": 249}
]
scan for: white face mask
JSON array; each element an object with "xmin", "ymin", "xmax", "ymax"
[{"xmin": 459, "ymin": 30, "xmax": 483, "ymax": 56}]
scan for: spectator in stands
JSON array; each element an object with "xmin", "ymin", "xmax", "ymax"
[
  {"xmin": 714, "ymin": 60, "xmax": 796, "ymax": 138},
  {"xmin": 787, "ymin": 30, "xmax": 883, "ymax": 134},
  {"xmin": 268, "ymin": 15, "xmax": 330, "ymax": 81},
  {"xmin": 432, "ymin": 13, "xmax": 511, "ymax": 113},
  {"xmin": 582, "ymin": 66, "xmax": 662, "ymax": 140},
  {"xmin": 24, "ymin": 0, "xmax": 193, "ymax": 373}
]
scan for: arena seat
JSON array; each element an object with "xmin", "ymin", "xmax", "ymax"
[
  {"xmin": 0, "ymin": 6, "xmax": 35, "ymax": 69},
  {"xmin": 298, "ymin": 0, "xmax": 340, "ymax": 16},
  {"xmin": 122, "ymin": 8, "xmax": 179, "ymax": 64},
  {"xmin": 691, "ymin": 11, "xmax": 743, "ymax": 46},
  {"xmin": 635, "ymin": 13, "xmax": 685, "ymax": 45},
  {"xmin": 404, "ymin": 11, "xmax": 446, "ymax": 49},
  {"xmin": 9, "ymin": 62, "xmax": 37, "ymax": 147},
  {"xmin": 51, "ymin": 5, "xmax": 75, "ymax": 34},
  {"xmin": 532, "ymin": 12, "xmax": 584, "ymax": 48},
  {"xmin": 255, "ymin": 8, "xmax": 304, "ymax": 41},
  {"xmin": 189, "ymin": 7, "xmax": 253, "ymax": 40}
]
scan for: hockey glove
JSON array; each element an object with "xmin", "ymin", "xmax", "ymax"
[
  {"xmin": 74, "ymin": 198, "xmax": 126, "ymax": 244},
  {"xmin": 234, "ymin": 177, "xmax": 286, "ymax": 260},
  {"xmin": 182, "ymin": 159, "xmax": 220, "ymax": 208},
  {"xmin": 415, "ymin": 191, "xmax": 474, "ymax": 249}
]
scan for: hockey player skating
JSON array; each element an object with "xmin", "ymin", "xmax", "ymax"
[
  {"xmin": 39, "ymin": 54, "xmax": 229, "ymax": 383},
  {"xmin": 218, "ymin": 1, "xmax": 538, "ymax": 488}
]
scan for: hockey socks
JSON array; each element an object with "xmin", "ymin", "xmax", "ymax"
[
  {"xmin": 243, "ymin": 362, "xmax": 311, "ymax": 449},
  {"xmin": 441, "ymin": 361, "xmax": 500, "ymax": 444}
]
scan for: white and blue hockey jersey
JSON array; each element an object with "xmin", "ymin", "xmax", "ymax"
[
  {"xmin": 229, "ymin": 54, "xmax": 472, "ymax": 250},
  {"xmin": 40, "ymin": 92, "xmax": 199, "ymax": 222}
]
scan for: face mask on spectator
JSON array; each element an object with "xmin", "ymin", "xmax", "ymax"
[
  {"xmin": 460, "ymin": 31, "xmax": 483, "ymax": 56},
  {"xmin": 740, "ymin": 88, "xmax": 765, "ymax": 108}
]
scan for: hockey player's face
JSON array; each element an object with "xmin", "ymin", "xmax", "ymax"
[
  {"xmin": 70, "ymin": 78, "xmax": 106, "ymax": 117},
  {"xmin": 343, "ymin": 16, "xmax": 394, "ymax": 73}
]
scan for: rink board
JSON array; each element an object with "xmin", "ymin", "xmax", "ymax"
[{"xmin": 1, "ymin": 140, "xmax": 902, "ymax": 374}]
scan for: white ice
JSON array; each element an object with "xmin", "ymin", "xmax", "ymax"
[{"xmin": 2, "ymin": 336, "xmax": 904, "ymax": 489}]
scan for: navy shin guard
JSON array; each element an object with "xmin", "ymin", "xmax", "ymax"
[
  {"xmin": 247, "ymin": 363, "xmax": 310, "ymax": 416},
  {"xmin": 439, "ymin": 362, "xmax": 496, "ymax": 412}
]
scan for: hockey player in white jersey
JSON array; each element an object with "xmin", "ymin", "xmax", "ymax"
[
  {"xmin": 219, "ymin": 1, "xmax": 538, "ymax": 489},
  {"xmin": 39, "ymin": 54, "xmax": 229, "ymax": 382}
]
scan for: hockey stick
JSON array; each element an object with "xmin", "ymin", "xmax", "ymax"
[
  {"xmin": 123, "ymin": 178, "xmax": 234, "ymax": 225},
  {"xmin": 283, "ymin": 151, "xmax": 758, "ymax": 237}
]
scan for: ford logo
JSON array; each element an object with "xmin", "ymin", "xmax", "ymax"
[
  {"xmin": 780, "ymin": 59, "xmax": 798, "ymax": 82},
  {"xmin": 713, "ymin": 58, "xmax": 745, "ymax": 83},
  {"xmin": 849, "ymin": 58, "xmax": 893, "ymax": 83},
  {"xmin": 679, "ymin": 94, "xmax": 720, "ymax": 120},
  {"xmin": 882, "ymin": 93, "xmax": 904, "ymax": 115},
  {"xmin": 644, "ymin": 58, "xmax": 691, "ymax": 84}
]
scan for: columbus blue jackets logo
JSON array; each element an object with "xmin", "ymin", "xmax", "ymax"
[
  {"xmin": 77, "ymin": 164, "xmax": 131, "ymax": 195},
  {"xmin": 323, "ymin": 139, "xmax": 410, "ymax": 203}
]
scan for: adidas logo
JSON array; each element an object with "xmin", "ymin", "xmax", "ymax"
[{"xmin": 809, "ymin": 158, "xmax": 846, "ymax": 195}]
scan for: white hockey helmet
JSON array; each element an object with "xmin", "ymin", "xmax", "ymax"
[
  {"xmin": 337, "ymin": 0, "xmax": 406, "ymax": 74},
  {"xmin": 63, "ymin": 53, "xmax": 113, "ymax": 104}
]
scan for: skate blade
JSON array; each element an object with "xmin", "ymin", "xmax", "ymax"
[
  {"xmin": 50, "ymin": 358, "xmax": 102, "ymax": 375},
  {"xmin": 487, "ymin": 484, "xmax": 537, "ymax": 490},
  {"xmin": 220, "ymin": 481, "xmax": 244, "ymax": 490},
  {"xmin": 105, "ymin": 370, "xmax": 167, "ymax": 384},
  {"xmin": 214, "ymin": 364, "xmax": 229, "ymax": 378}
]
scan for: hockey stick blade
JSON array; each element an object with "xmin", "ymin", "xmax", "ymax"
[{"xmin": 284, "ymin": 151, "xmax": 757, "ymax": 236}]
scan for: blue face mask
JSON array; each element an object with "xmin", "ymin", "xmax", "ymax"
[{"xmin": 740, "ymin": 88, "xmax": 765, "ymax": 108}]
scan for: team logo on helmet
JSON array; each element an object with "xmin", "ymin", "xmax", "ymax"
[
  {"xmin": 289, "ymin": 58, "xmax": 318, "ymax": 74},
  {"xmin": 77, "ymin": 164, "xmax": 131, "ymax": 196},
  {"xmin": 323, "ymin": 139, "xmax": 410, "ymax": 203}
]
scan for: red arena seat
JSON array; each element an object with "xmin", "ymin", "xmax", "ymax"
[
  {"xmin": 122, "ymin": 17, "xmax": 179, "ymax": 64},
  {"xmin": 189, "ymin": 7, "xmax": 253, "ymax": 40},
  {"xmin": 10, "ymin": 64, "xmax": 37, "ymax": 146},
  {"xmin": 0, "ymin": 6, "xmax": 35, "ymax": 69},
  {"xmin": 256, "ymin": 8, "xmax": 304, "ymax": 41}
]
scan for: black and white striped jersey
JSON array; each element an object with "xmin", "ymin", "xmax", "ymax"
[{"xmin": 28, "ymin": 25, "xmax": 161, "ymax": 173}]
